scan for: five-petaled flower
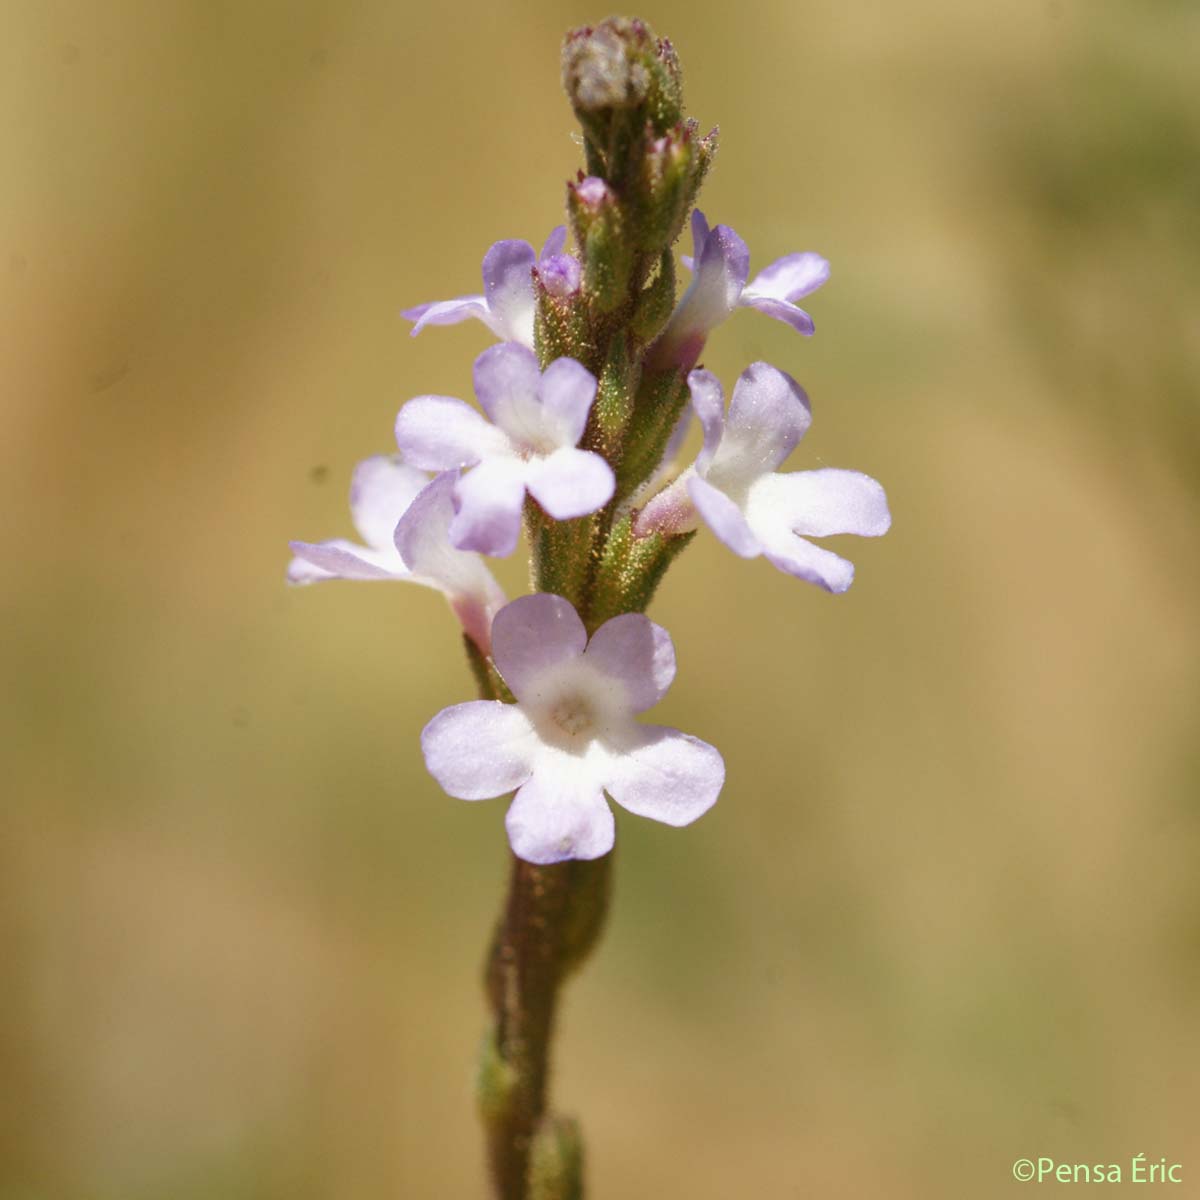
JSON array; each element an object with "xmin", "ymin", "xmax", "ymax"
[
  {"xmin": 394, "ymin": 342, "xmax": 615, "ymax": 557},
  {"xmin": 650, "ymin": 211, "xmax": 830, "ymax": 370},
  {"xmin": 288, "ymin": 458, "xmax": 506, "ymax": 653},
  {"xmin": 636, "ymin": 362, "xmax": 891, "ymax": 593},
  {"xmin": 402, "ymin": 228, "xmax": 575, "ymax": 348},
  {"xmin": 421, "ymin": 594, "xmax": 724, "ymax": 864}
]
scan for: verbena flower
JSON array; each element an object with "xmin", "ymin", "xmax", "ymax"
[
  {"xmin": 651, "ymin": 211, "xmax": 829, "ymax": 370},
  {"xmin": 636, "ymin": 363, "xmax": 891, "ymax": 592},
  {"xmin": 393, "ymin": 343, "xmax": 615, "ymax": 557},
  {"xmin": 289, "ymin": 458, "xmax": 505, "ymax": 652},
  {"xmin": 402, "ymin": 228, "xmax": 573, "ymax": 347},
  {"xmin": 421, "ymin": 593, "xmax": 723, "ymax": 864}
]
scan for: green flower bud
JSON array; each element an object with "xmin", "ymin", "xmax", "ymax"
[
  {"xmin": 631, "ymin": 250, "xmax": 676, "ymax": 342},
  {"xmin": 567, "ymin": 175, "xmax": 634, "ymax": 314},
  {"xmin": 634, "ymin": 120, "xmax": 701, "ymax": 250}
]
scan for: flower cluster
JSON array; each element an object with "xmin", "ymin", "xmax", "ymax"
[{"xmin": 289, "ymin": 17, "xmax": 890, "ymax": 865}]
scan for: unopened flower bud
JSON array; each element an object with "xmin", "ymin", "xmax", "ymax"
[
  {"xmin": 567, "ymin": 174, "xmax": 633, "ymax": 313},
  {"xmin": 634, "ymin": 120, "xmax": 701, "ymax": 250},
  {"xmin": 535, "ymin": 254, "xmax": 582, "ymax": 300},
  {"xmin": 562, "ymin": 17, "xmax": 683, "ymax": 180}
]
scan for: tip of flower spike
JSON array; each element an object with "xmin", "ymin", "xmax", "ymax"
[{"xmin": 562, "ymin": 19, "xmax": 651, "ymax": 112}]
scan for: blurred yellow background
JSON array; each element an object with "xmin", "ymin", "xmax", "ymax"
[{"xmin": 3, "ymin": 1, "xmax": 1198, "ymax": 1196}]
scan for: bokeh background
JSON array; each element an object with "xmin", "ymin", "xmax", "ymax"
[{"xmin": 3, "ymin": 1, "xmax": 1198, "ymax": 1196}]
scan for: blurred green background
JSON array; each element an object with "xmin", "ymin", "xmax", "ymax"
[{"xmin": 3, "ymin": 1, "xmax": 1198, "ymax": 1196}]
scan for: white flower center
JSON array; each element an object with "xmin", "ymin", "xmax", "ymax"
[
  {"xmin": 523, "ymin": 659, "xmax": 637, "ymax": 759},
  {"xmin": 550, "ymin": 694, "xmax": 594, "ymax": 737}
]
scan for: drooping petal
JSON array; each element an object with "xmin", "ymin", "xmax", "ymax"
[
  {"xmin": 402, "ymin": 295, "xmax": 491, "ymax": 336},
  {"xmin": 394, "ymin": 471, "xmax": 507, "ymax": 651},
  {"xmin": 287, "ymin": 538, "xmax": 404, "ymax": 585},
  {"xmin": 688, "ymin": 475, "xmax": 762, "ymax": 558},
  {"xmin": 747, "ymin": 469, "xmax": 891, "ymax": 540},
  {"xmin": 705, "ymin": 362, "xmax": 811, "ymax": 492},
  {"xmin": 584, "ymin": 613, "xmax": 676, "ymax": 713},
  {"xmin": 421, "ymin": 700, "xmax": 537, "ymax": 800},
  {"xmin": 525, "ymin": 448, "xmax": 614, "ymax": 520},
  {"xmin": 604, "ymin": 725, "xmax": 724, "ymax": 827},
  {"xmin": 447, "ymin": 458, "xmax": 528, "ymax": 557},
  {"xmin": 472, "ymin": 342, "xmax": 544, "ymax": 437},
  {"xmin": 505, "ymin": 764, "xmax": 615, "ymax": 864},
  {"xmin": 739, "ymin": 294, "xmax": 816, "ymax": 336},
  {"xmin": 394, "ymin": 395, "xmax": 508, "ymax": 470},
  {"xmin": 760, "ymin": 533, "xmax": 857, "ymax": 594},
  {"xmin": 537, "ymin": 357, "xmax": 598, "ymax": 448},
  {"xmin": 687, "ymin": 368, "xmax": 726, "ymax": 474},
  {"xmin": 540, "ymin": 226, "xmax": 568, "ymax": 260},
  {"xmin": 491, "ymin": 593, "xmax": 588, "ymax": 704},
  {"xmin": 743, "ymin": 251, "xmax": 830, "ymax": 302},
  {"xmin": 348, "ymin": 456, "xmax": 429, "ymax": 550},
  {"xmin": 481, "ymin": 240, "xmax": 537, "ymax": 346}
]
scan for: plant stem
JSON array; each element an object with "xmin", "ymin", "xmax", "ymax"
[{"xmin": 481, "ymin": 853, "xmax": 611, "ymax": 1198}]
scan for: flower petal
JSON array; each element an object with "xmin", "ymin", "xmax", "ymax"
[
  {"xmin": 481, "ymin": 240, "xmax": 537, "ymax": 346},
  {"xmin": 287, "ymin": 538, "xmax": 404, "ymax": 584},
  {"xmin": 584, "ymin": 613, "xmax": 676, "ymax": 713},
  {"xmin": 761, "ymin": 534, "xmax": 857, "ymax": 593},
  {"xmin": 538, "ymin": 357, "xmax": 598, "ymax": 448},
  {"xmin": 394, "ymin": 395, "xmax": 507, "ymax": 470},
  {"xmin": 739, "ymin": 294, "xmax": 815, "ymax": 336},
  {"xmin": 540, "ymin": 226, "xmax": 567, "ymax": 260},
  {"xmin": 705, "ymin": 362, "xmax": 811, "ymax": 491},
  {"xmin": 743, "ymin": 251, "xmax": 830, "ymax": 302},
  {"xmin": 492, "ymin": 594, "xmax": 588, "ymax": 704},
  {"xmin": 687, "ymin": 368, "xmax": 725, "ymax": 475},
  {"xmin": 421, "ymin": 700, "xmax": 537, "ymax": 800},
  {"xmin": 526, "ymin": 448, "xmax": 614, "ymax": 520},
  {"xmin": 348, "ymin": 456, "xmax": 429, "ymax": 550},
  {"xmin": 651, "ymin": 221, "xmax": 749, "ymax": 370},
  {"xmin": 448, "ymin": 458, "xmax": 528, "ymax": 557},
  {"xmin": 688, "ymin": 475, "xmax": 762, "ymax": 558},
  {"xmin": 747, "ymin": 469, "xmax": 892, "ymax": 539},
  {"xmin": 683, "ymin": 222, "xmax": 750, "ymax": 332},
  {"xmin": 689, "ymin": 208, "xmax": 710, "ymax": 263},
  {"xmin": 604, "ymin": 725, "xmax": 723, "ymax": 827},
  {"xmin": 472, "ymin": 341, "xmax": 544, "ymax": 435},
  {"xmin": 394, "ymin": 471, "xmax": 507, "ymax": 651},
  {"xmin": 505, "ymin": 765, "xmax": 614, "ymax": 864},
  {"xmin": 402, "ymin": 295, "xmax": 490, "ymax": 336}
]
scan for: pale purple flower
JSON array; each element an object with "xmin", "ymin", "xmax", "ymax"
[
  {"xmin": 288, "ymin": 458, "xmax": 506, "ymax": 652},
  {"xmin": 393, "ymin": 343, "xmax": 615, "ymax": 557},
  {"xmin": 636, "ymin": 363, "xmax": 891, "ymax": 593},
  {"xmin": 402, "ymin": 228, "xmax": 574, "ymax": 348},
  {"xmin": 421, "ymin": 593, "xmax": 723, "ymax": 864},
  {"xmin": 650, "ymin": 211, "xmax": 830, "ymax": 370}
]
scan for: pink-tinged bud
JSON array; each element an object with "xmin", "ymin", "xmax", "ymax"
[{"xmin": 535, "ymin": 254, "xmax": 583, "ymax": 299}]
